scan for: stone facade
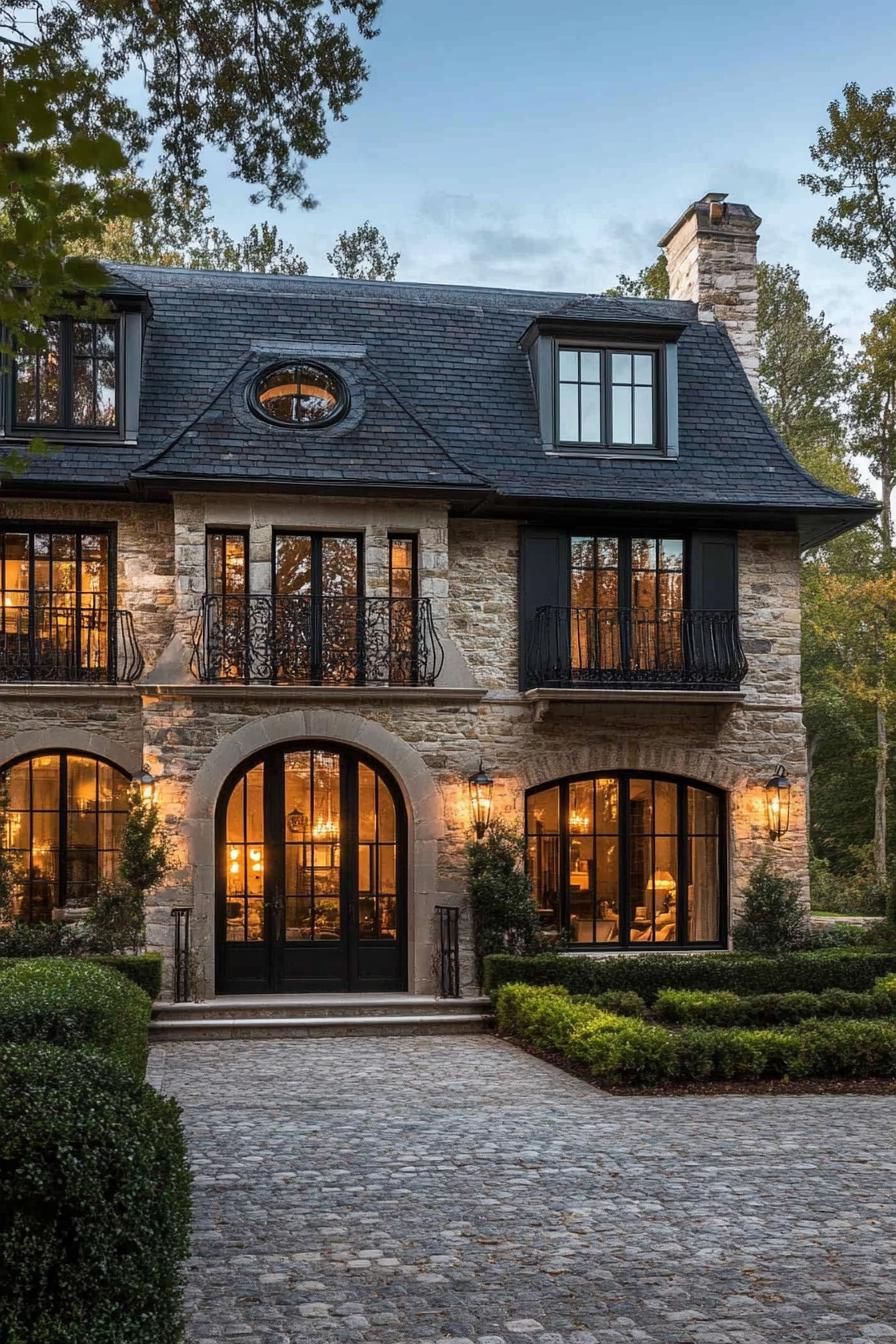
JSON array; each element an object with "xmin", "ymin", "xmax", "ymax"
[
  {"xmin": 661, "ymin": 193, "xmax": 762, "ymax": 392},
  {"xmin": 0, "ymin": 490, "xmax": 808, "ymax": 996}
]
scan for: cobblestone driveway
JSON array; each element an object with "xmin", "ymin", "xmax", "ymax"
[{"xmin": 148, "ymin": 1035, "xmax": 896, "ymax": 1344}]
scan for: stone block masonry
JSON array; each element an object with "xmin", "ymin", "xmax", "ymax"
[{"xmin": 0, "ymin": 495, "xmax": 810, "ymax": 996}]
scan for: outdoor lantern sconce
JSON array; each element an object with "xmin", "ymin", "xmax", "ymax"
[
  {"xmin": 134, "ymin": 764, "xmax": 157, "ymax": 805},
  {"xmin": 765, "ymin": 764, "xmax": 791, "ymax": 841},
  {"xmin": 468, "ymin": 760, "xmax": 494, "ymax": 840}
]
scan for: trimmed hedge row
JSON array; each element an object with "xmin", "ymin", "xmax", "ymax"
[
  {"xmin": 495, "ymin": 982, "xmax": 896, "ymax": 1085},
  {"xmin": 0, "ymin": 959, "xmax": 152, "ymax": 1078},
  {"xmin": 656, "ymin": 977, "xmax": 896, "ymax": 1027},
  {"xmin": 0, "ymin": 951, "xmax": 162, "ymax": 999},
  {"xmin": 0, "ymin": 1044, "xmax": 191, "ymax": 1344},
  {"xmin": 484, "ymin": 948, "xmax": 896, "ymax": 1003}
]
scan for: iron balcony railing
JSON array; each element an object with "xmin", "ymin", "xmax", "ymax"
[
  {"xmin": 526, "ymin": 606, "xmax": 747, "ymax": 691},
  {"xmin": 0, "ymin": 597, "xmax": 144, "ymax": 684},
  {"xmin": 191, "ymin": 593, "xmax": 445, "ymax": 687}
]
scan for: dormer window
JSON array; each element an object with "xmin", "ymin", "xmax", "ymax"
[
  {"xmin": 13, "ymin": 318, "xmax": 119, "ymax": 433},
  {"xmin": 556, "ymin": 346, "xmax": 657, "ymax": 449},
  {"xmin": 251, "ymin": 361, "xmax": 348, "ymax": 427}
]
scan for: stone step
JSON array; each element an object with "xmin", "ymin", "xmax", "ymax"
[
  {"xmin": 149, "ymin": 1011, "xmax": 492, "ymax": 1041},
  {"xmin": 152, "ymin": 994, "xmax": 489, "ymax": 1023}
]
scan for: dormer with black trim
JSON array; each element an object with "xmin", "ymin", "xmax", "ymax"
[
  {"xmin": 0, "ymin": 271, "xmax": 152, "ymax": 449},
  {"xmin": 521, "ymin": 311, "xmax": 686, "ymax": 460}
]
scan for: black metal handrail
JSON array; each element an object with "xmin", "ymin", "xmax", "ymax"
[
  {"xmin": 171, "ymin": 906, "xmax": 192, "ymax": 1003},
  {"xmin": 526, "ymin": 606, "xmax": 747, "ymax": 690},
  {"xmin": 0, "ymin": 597, "xmax": 144, "ymax": 684},
  {"xmin": 190, "ymin": 594, "xmax": 445, "ymax": 687},
  {"xmin": 435, "ymin": 904, "xmax": 461, "ymax": 998}
]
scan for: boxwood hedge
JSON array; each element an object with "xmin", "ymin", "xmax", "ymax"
[
  {"xmin": 0, "ymin": 1043, "xmax": 191, "ymax": 1344},
  {"xmin": 496, "ymin": 982, "xmax": 896, "ymax": 1085},
  {"xmin": 0, "ymin": 951, "xmax": 162, "ymax": 999},
  {"xmin": 0, "ymin": 959, "xmax": 152, "ymax": 1079},
  {"xmin": 484, "ymin": 948, "xmax": 896, "ymax": 1003}
]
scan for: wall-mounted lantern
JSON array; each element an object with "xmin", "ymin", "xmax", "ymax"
[
  {"xmin": 765, "ymin": 764, "xmax": 791, "ymax": 841},
  {"xmin": 133, "ymin": 764, "xmax": 157, "ymax": 806},
  {"xmin": 468, "ymin": 761, "xmax": 494, "ymax": 840}
]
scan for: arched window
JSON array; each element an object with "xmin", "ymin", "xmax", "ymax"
[
  {"xmin": 525, "ymin": 772, "xmax": 725, "ymax": 949},
  {"xmin": 2, "ymin": 751, "xmax": 131, "ymax": 922}
]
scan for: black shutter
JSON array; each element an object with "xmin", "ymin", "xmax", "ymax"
[
  {"xmin": 519, "ymin": 527, "xmax": 568, "ymax": 690},
  {"xmin": 689, "ymin": 532, "xmax": 737, "ymax": 611}
]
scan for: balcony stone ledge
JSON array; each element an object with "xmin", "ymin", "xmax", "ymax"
[
  {"xmin": 522, "ymin": 686, "xmax": 747, "ymax": 723},
  {"xmin": 0, "ymin": 683, "xmax": 140, "ymax": 699},
  {"xmin": 139, "ymin": 682, "xmax": 487, "ymax": 704}
]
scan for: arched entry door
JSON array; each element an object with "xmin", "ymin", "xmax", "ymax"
[{"xmin": 216, "ymin": 743, "xmax": 407, "ymax": 994}]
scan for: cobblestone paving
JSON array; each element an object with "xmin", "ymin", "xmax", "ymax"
[{"xmin": 148, "ymin": 1035, "xmax": 896, "ymax": 1344}]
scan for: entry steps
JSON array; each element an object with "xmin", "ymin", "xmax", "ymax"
[{"xmin": 150, "ymin": 993, "xmax": 493, "ymax": 1040}]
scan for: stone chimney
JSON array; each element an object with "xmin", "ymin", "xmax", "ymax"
[{"xmin": 659, "ymin": 192, "xmax": 761, "ymax": 392}]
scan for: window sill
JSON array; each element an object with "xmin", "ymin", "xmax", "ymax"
[{"xmin": 546, "ymin": 446, "xmax": 669, "ymax": 460}]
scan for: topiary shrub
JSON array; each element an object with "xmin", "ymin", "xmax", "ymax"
[
  {"xmin": 568, "ymin": 1016, "xmax": 678, "ymax": 1086},
  {"xmin": 654, "ymin": 988, "xmax": 741, "ymax": 1025},
  {"xmin": 732, "ymin": 857, "xmax": 810, "ymax": 954},
  {"xmin": 467, "ymin": 821, "xmax": 541, "ymax": 984},
  {"xmin": 0, "ymin": 1044, "xmax": 190, "ymax": 1344},
  {"xmin": 87, "ymin": 952, "xmax": 163, "ymax": 1000},
  {"xmin": 0, "ymin": 959, "xmax": 151, "ymax": 1079}
]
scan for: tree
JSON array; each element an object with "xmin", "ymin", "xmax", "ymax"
[
  {"xmin": 85, "ymin": 784, "xmax": 170, "ymax": 953},
  {"xmin": 757, "ymin": 262, "xmax": 850, "ymax": 480},
  {"xmin": 801, "ymin": 82, "xmax": 896, "ymax": 292},
  {"xmin": 1, "ymin": 1, "xmax": 382, "ymax": 344},
  {"xmin": 327, "ymin": 220, "xmax": 399, "ymax": 280},
  {"xmin": 466, "ymin": 822, "xmax": 540, "ymax": 985},
  {"xmin": 732, "ymin": 858, "xmax": 810, "ymax": 953},
  {"xmin": 605, "ymin": 255, "xmax": 669, "ymax": 299}
]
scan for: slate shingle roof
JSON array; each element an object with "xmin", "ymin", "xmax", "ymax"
[{"xmin": 3, "ymin": 265, "xmax": 874, "ymax": 534}]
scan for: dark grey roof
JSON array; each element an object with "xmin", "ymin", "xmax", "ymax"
[{"xmin": 1, "ymin": 265, "xmax": 875, "ymax": 535}]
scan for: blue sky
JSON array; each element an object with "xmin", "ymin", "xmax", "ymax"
[{"xmin": 196, "ymin": 0, "xmax": 896, "ymax": 349}]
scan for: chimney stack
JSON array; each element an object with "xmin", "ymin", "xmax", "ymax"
[{"xmin": 659, "ymin": 192, "xmax": 761, "ymax": 392}]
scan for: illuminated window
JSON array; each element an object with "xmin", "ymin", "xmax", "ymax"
[
  {"xmin": 252, "ymin": 362, "xmax": 347, "ymax": 427},
  {"xmin": 3, "ymin": 751, "xmax": 131, "ymax": 921},
  {"xmin": 526, "ymin": 773, "xmax": 723, "ymax": 948}
]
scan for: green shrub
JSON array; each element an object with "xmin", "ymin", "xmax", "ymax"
[
  {"xmin": 88, "ymin": 952, "xmax": 163, "ymax": 999},
  {"xmin": 484, "ymin": 947, "xmax": 896, "ymax": 1002},
  {"xmin": 568, "ymin": 1016, "xmax": 678, "ymax": 1086},
  {"xmin": 797, "ymin": 1018, "xmax": 896, "ymax": 1077},
  {"xmin": 0, "ymin": 1044, "xmax": 190, "ymax": 1344},
  {"xmin": 589, "ymin": 989, "xmax": 647, "ymax": 1018},
  {"xmin": 732, "ymin": 858, "xmax": 810, "ymax": 954},
  {"xmin": 0, "ymin": 920, "xmax": 79, "ymax": 958},
  {"xmin": 654, "ymin": 988, "xmax": 741, "ymax": 1025},
  {"xmin": 0, "ymin": 959, "xmax": 151, "ymax": 1078},
  {"xmin": 467, "ymin": 822, "xmax": 541, "ymax": 983}
]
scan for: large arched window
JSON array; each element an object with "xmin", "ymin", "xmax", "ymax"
[
  {"xmin": 526, "ymin": 772, "xmax": 725, "ymax": 949},
  {"xmin": 3, "ymin": 751, "xmax": 131, "ymax": 922}
]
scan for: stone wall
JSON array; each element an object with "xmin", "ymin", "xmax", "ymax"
[{"xmin": 0, "ymin": 494, "xmax": 810, "ymax": 995}]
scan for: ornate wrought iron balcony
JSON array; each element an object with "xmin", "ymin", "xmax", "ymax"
[
  {"xmin": 526, "ymin": 606, "xmax": 747, "ymax": 691},
  {"xmin": 0, "ymin": 600, "xmax": 144, "ymax": 684},
  {"xmin": 190, "ymin": 594, "xmax": 445, "ymax": 687}
]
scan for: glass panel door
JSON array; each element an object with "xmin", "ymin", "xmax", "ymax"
[{"xmin": 216, "ymin": 745, "xmax": 406, "ymax": 994}]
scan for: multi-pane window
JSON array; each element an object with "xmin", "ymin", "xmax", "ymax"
[
  {"xmin": 526, "ymin": 773, "xmax": 724, "ymax": 948},
  {"xmin": 388, "ymin": 535, "xmax": 417, "ymax": 684},
  {"xmin": 556, "ymin": 346, "xmax": 657, "ymax": 448},
  {"xmin": 14, "ymin": 319, "xmax": 118, "ymax": 431},
  {"xmin": 0, "ymin": 526, "xmax": 112, "ymax": 681},
  {"xmin": 569, "ymin": 534, "xmax": 684, "ymax": 677},
  {"xmin": 205, "ymin": 530, "xmax": 248, "ymax": 680},
  {"xmin": 274, "ymin": 531, "xmax": 362, "ymax": 683},
  {"xmin": 3, "ymin": 751, "xmax": 131, "ymax": 922},
  {"xmin": 206, "ymin": 531, "xmax": 247, "ymax": 596}
]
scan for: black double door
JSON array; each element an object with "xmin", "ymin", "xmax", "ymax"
[{"xmin": 216, "ymin": 743, "xmax": 407, "ymax": 994}]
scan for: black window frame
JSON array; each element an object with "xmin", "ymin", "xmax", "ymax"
[
  {"xmin": 569, "ymin": 532, "xmax": 689, "ymax": 611},
  {"xmin": 250, "ymin": 360, "xmax": 349, "ymax": 429},
  {"xmin": 554, "ymin": 341, "xmax": 663, "ymax": 452},
  {"xmin": 11, "ymin": 316, "xmax": 122, "ymax": 436},
  {"xmin": 3, "ymin": 748, "xmax": 132, "ymax": 922},
  {"xmin": 0, "ymin": 521, "xmax": 117, "ymax": 682},
  {"xmin": 525, "ymin": 770, "xmax": 727, "ymax": 951},
  {"xmin": 205, "ymin": 528, "xmax": 250, "ymax": 596}
]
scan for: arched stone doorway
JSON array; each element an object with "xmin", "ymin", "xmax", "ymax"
[{"xmin": 216, "ymin": 740, "xmax": 408, "ymax": 994}]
